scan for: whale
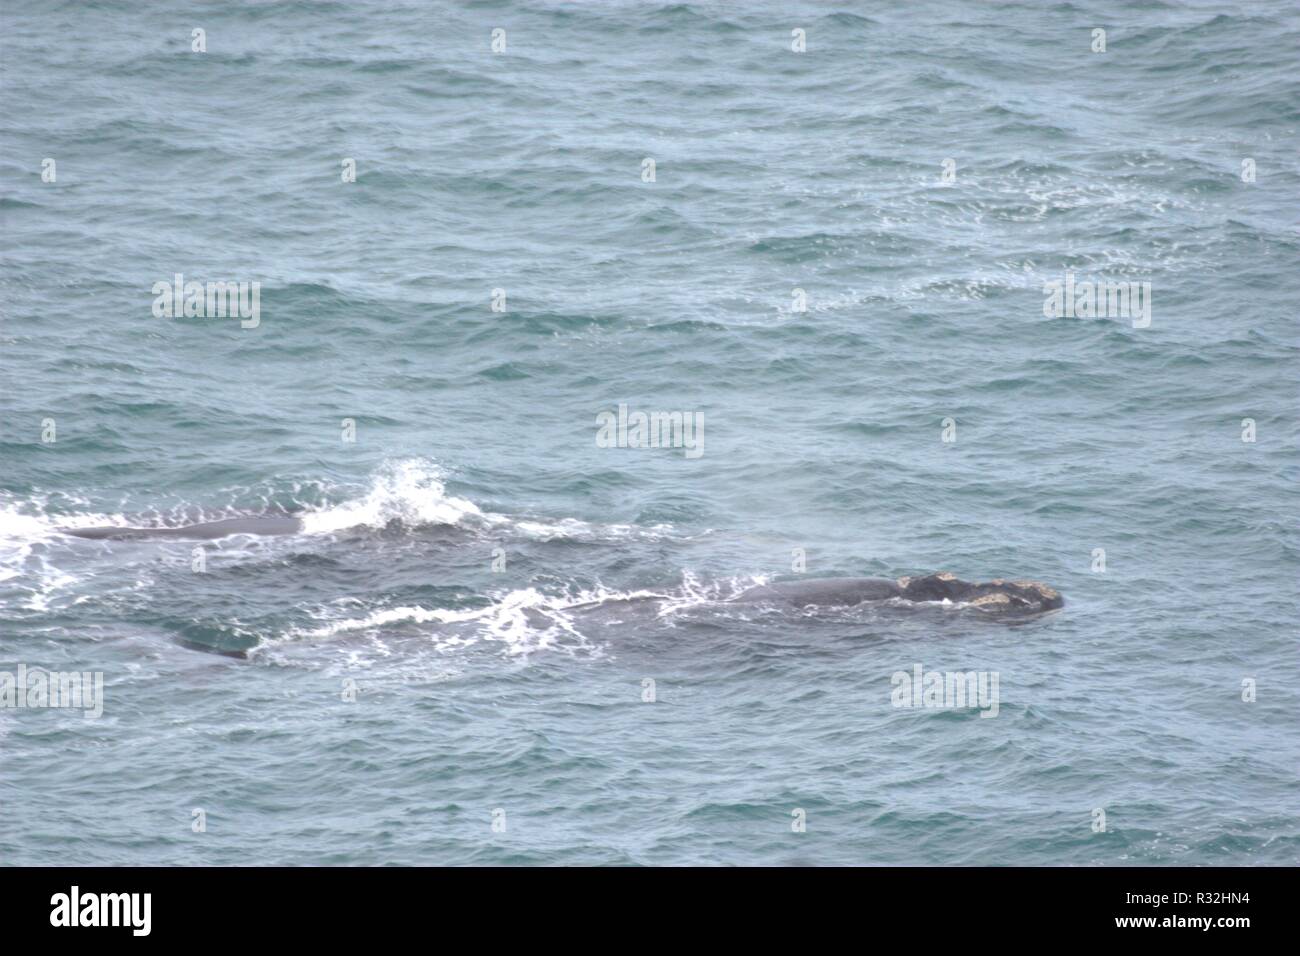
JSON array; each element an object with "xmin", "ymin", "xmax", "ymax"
[
  {"xmin": 733, "ymin": 572, "xmax": 1063, "ymax": 613},
  {"xmin": 58, "ymin": 521, "xmax": 1062, "ymax": 614},
  {"xmin": 61, "ymin": 516, "xmax": 303, "ymax": 540}
]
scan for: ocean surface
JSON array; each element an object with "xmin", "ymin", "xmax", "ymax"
[{"xmin": 1, "ymin": 0, "xmax": 1297, "ymax": 866}]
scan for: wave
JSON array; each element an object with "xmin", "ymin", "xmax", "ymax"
[
  {"xmin": 0, "ymin": 458, "xmax": 673, "ymax": 545},
  {"xmin": 0, "ymin": 458, "xmax": 681, "ymax": 617},
  {"xmin": 296, "ymin": 460, "xmax": 483, "ymax": 535},
  {"xmin": 295, "ymin": 459, "xmax": 677, "ymax": 543}
]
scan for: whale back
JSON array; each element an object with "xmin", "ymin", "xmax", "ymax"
[
  {"xmin": 733, "ymin": 577, "xmax": 901, "ymax": 607},
  {"xmin": 63, "ymin": 516, "xmax": 303, "ymax": 540}
]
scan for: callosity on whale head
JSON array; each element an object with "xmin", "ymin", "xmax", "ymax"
[{"xmin": 896, "ymin": 572, "xmax": 1063, "ymax": 612}]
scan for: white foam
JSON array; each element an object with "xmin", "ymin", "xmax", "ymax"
[
  {"xmin": 0, "ymin": 496, "xmax": 127, "ymax": 612},
  {"xmin": 275, "ymin": 573, "xmax": 769, "ymax": 659},
  {"xmin": 511, "ymin": 517, "xmax": 677, "ymax": 541},
  {"xmin": 298, "ymin": 460, "xmax": 483, "ymax": 534},
  {"xmin": 294, "ymin": 459, "xmax": 681, "ymax": 544},
  {"xmin": 281, "ymin": 586, "xmax": 590, "ymax": 657}
]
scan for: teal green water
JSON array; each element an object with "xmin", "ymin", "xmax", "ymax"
[{"xmin": 1, "ymin": 1, "xmax": 1297, "ymax": 865}]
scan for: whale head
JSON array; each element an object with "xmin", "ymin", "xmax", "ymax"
[{"xmin": 897, "ymin": 572, "xmax": 1063, "ymax": 613}]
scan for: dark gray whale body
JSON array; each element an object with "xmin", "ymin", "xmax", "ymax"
[
  {"xmin": 59, "ymin": 520, "xmax": 1062, "ymax": 615},
  {"xmin": 734, "ymin": 572, "xmax": 1063, "ymax": 614},
  {"xmin": 62, "ymin": 516, "xmax": 303, "ymax": 540}
]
